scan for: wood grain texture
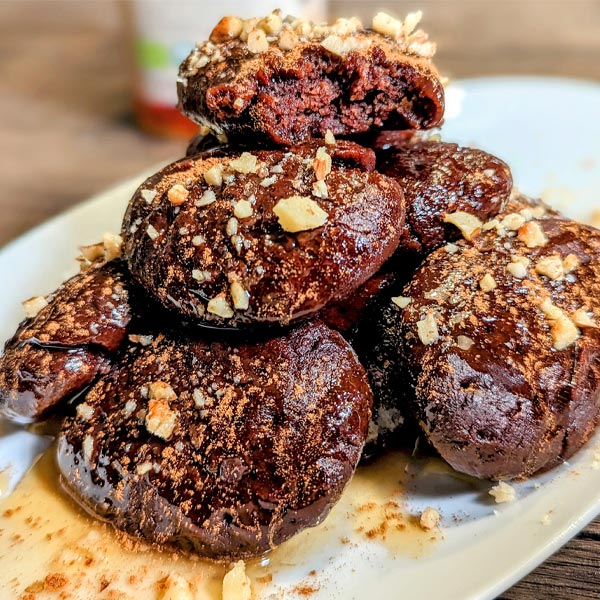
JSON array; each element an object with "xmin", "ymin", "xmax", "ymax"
[{"xmin": 0, "ymin": 2, "xmax": 599, "ymax": 599}]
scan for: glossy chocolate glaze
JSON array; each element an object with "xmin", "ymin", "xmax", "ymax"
[
  {"xmin": 122, "ymin": 140, "xmax": 404, "ymax": 328},
  {"xmin": 394, "ymin": 196, "xmax": 600, "ymax": 479},
  {"xmin": 178, "ymin": 30, "xmax": 444, "ymax": 146},
  {"xmin": 377, "ymin": 138, "xmax": 512, "ymax": 258},
  {"xmin": 0, "ymin": 262, "xmax": 131, "ymax": 423},
  {"xmin": 57, "ymin": 321, "xmax": 372, "ymax": 559}
]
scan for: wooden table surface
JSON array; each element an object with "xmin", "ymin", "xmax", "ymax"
[{"xmin": 1, "ymin": 2, "xmax": 599, "ymax": 599}]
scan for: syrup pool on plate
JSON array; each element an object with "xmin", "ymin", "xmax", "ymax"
[{"xmin": 0, "ymin": 447, "xmax": 441, "ymax": 599}]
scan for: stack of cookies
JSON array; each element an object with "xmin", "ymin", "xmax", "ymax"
[{"xmin": 1, "ymin": 11, "xmax": 598, "ymax": 561}]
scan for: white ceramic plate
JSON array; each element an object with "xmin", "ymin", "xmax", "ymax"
[{"xmin": 1, "ymin": 77, "xmax": 599, "ymax": 600}]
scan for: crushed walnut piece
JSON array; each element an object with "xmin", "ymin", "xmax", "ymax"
[
  {"xmin": 210, "ymin": 16, "xmax": 244, "ymax": 43},
  {"xmin": 572, "ymin": 309, "xmax": 597, "ymax": 328},
  {"xmin": 22, "ymin": 295, "xmax": 48, "ymax": 318},
  {"xmin": 273, "ymin": 195, "xmax": 328, "ymax": 233},
  {"xmin": 204, "ymin": 165, "xmax": 223, "ymax": 187},
  {"xmin": 102, "ymin": 232, "xmax": 123, "ymax": 261},
  {"xmin": 145, "ymin": 383, "xmax": 178, "ymax": 440},
  {"xmin": 392, "ymin": 296, "xmax": 411, "ymax": 308},
  {"xmin": 324, "ymin": 129, "xmax": 336, "ymax": 145},
  {"xmin": 222, "ymin": 561, "xmax": 251, "ymax": 600},
  {"xmin": 506, "ymin": 256, "xmax": 530, "ymax": 279},
  {"xmin": 518, "ymin": 221, "xmax": 548, "ymax": 248},
  {"xmin": 313, "ymin": 147, "xmax": 332, "ymax": 181},
  {"xmin": 167, "ymin": 184, "xmax": 189, "ymax": 206},
  {"xmin": 489, "ymin": 481, "xmax": 516, "ymax": 503},
  {"xmin": 79, "ymin": 242, "xmax": 104, "ymax": 263},
  {"xmin": 207, "ymin": 294, "xmax": 234, "ymax": 318},
  {"xmin": 535, "ymin": 254, "xmax": 564, "ymax": 280},
  {"xmin": 562, "ymin": 253, "xmax": 580, "ymax": 274},
  {"xmin": 417, "ymin": 312, "xmax": 439, "ymax": 345},
  {"xmin": 76, "ymin": 403, "xmax": 94, "ymax": 421},
  {"xmin": 456, "ymin": 335, "xmax": 474, "ymax": 350},
  {"xmin": 443, "ymin": 211, "xmax": 482, "ymax": 241},
  {"xmin": 539, "ymin": 297, "xmax": 580, "ymax": 350},
  {"xmin": 230, "ymin": 280, "xmax": 250, "ymax": 311},
  {"xmin": 479, "ymin": 273, "xmax": 497, "ymax": 292},
  {"xmin": 419, "ymin": 506, "xmax": 441, "ymax": 530},
  {"xmin": 229, "ymin": 152, "xmax": 259, "ymax": 174}
]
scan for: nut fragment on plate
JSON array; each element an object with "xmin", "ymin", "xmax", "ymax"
[
  {"xmin": 419, "ymin": 506, "xmax": 441, "ymax": 530},
  {"xmin": 489, "ymin": 481, "xmax": 516, "ymax": 504}
]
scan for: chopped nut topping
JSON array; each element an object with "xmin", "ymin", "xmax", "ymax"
[
  {"xmin": 128, "ymin": 334, "xmax": 154, "ymax": 346},
  {"xmin": 102, "ymin": 232, "xmax": 123, "ymax": 261},
  {"xmin": 82, "ymin": 435, "xmax": 94, "ymax": 465},
  {"xmin": 204, "ymin": 165, "xmax": 223, "ymax": 187},
  {"xmin": 192, "ymin": 234, "xmax": 205, "ymax": 246},
  {"xmin": 229, "ymin": 152, "xmax": 259, "ymax": 174},
  {"xmin": 312, "ymin": 180, "xmax": 328, "ymax": 199},
  {"xmin": 320, "ymin": 34, "xmax": 366, "ymax": 57},
  {"xmin": 226, "ymin": 217, "xmax": 239, "ymax": 236},
  {"xmin": 259, "ymin": 11, "xmax": 283, "ymax": 35},
  {"xmin": 489, "ymin": 481, "xmax": 516, "ymax": 503},
  {"xmin": 535, "ymin": 255, "xmax": 564, "ymax": 280},
  {"xmin": 76, "ymin": 403, "xmax": 94, "ymax": 421},
  {"xmin": 148, "ymin": 381, "xmax": 177, "ymax": 403},
  {"xmin": 500, "ymin": 213, "xmax": 526, "ymax": 231},
  {"xmin": 562, "ymin": 253, "xmax": 580, "ymax": 274},
  {"xmin": 539, "ymin": 297, "xmax": 580, "ymax": 350},
  {"xmin": 324, "ymin": 129, "xmax": 336, "ymax": 145},
  {"xmin": 273, "ymin": 195, "xmax": 328, "ymax": 233},
  {"xmin": 444, "ymin": 243, "xmax": 459, "ymax": 254},
  {"xmin": 22, "ymin": 295, "xmax": 48, "ymax": 318},
  {"xmin": 372, "ymin": 12, "xmax": 403, "ymax": 38},
  {"xmin": 572, "ymin": 309, "xmax": 597, "ymax": 328},
  {"xmin": 140, "ymin": 188, "xmax": 157, "ymax": 204},
  {"xmin": 210, "ymin": 16, "xmax": 244, "ymax": 43},
  {"xmin": 167, "ymin": 184, "xmax": 189, "ymax": 206},
  {"xmin": 146, "ymin": 386, "xmax": 177, "ymax": 440},
  {"xmin": 146, "ymin": 224, "xmax": 160, "ymax": 240},
  {"xmin": 193, "ymin": 388, "xmax": 207, "ymax": 409},
  {"xmin": 222, "ymin": 561, "xmax": 251, "ymax": 600},
  {"xmin": 230, "ymin": 281, "xmax": 250, "ymax": 310},
  {"xmin": 196, "ymin": 189, "xmax": 217, "ymax": 207},
  {"xmin": 313, "ymin": 146, "xmax": 332, "ymax": 181},
  {"xmin": 518, "ymin": 221, "xmax": 548, "ymax": 248},
  {"xmin": 391, "ymin": 296, "xmax": 411, "ymax": 308},
  {"xmin": 260, "ymin": 175, "xmax": 277, "ymax": 188},
  {"xmin": 507, "ymin": 256, "xmax": 530, "ymax": 279},
  {"xmin": 479, "ymin": 273, "xmax": 497, "ymax": 292},
  {"xmin": 79, "ymin": 242, "xmax": 104, "ymax": 263},
  {"xmin": 207, "ymin": 295, "xmax": 234, "ymax": 318},
  {"xmin": 419, "ymin": 506, "xmax": 441, "ymax": 530},
  {"xmin": 192, "ymin": 269, "xmax": 211, "ymax": 282},
  {"xmin": 233, "ymin": 200, "xmax": 253, "ymax": 219},
  {"xmin": 443, "ymin": 211, "xmax": 482, "ymax": 241},
  {"xmin": 247, "ymin": 28, "xmax": 269, "ymax": 53},
  {"xmin": 456, "ymin": 335, "xmax": 474, "ymax": 350},
  {"xmin": 417, "ymin": 312, "xmax": 439, "ymax": 345},
  {"xmin": 278, "ymin": 28, "xmax": 298, "ymax": 50}
]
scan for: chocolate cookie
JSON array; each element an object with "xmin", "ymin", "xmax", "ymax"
[
  {"xmin": 177, "ymin": 12, "xmax": 444, "ymax": 145},
  {"xmin": 0, "ymin": 261, "xmax": 131, "ymax": 423},
  {"xmin": 393, "ymin": 197, "xmax": 600, "ymax": 479},
  {"xmin": 122, "ymin": 140, "xmax": 404, "ymax": 328},
  {"xmin": 57, "ymin": 321, "xmax": 372, "ymax": 559},
  {"xmin": 377, "ymin": 137, "xmax": 512, "ymax": 258}
]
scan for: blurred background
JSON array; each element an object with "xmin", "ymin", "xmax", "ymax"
[{"xmin": 1, "ymin": 0, "xmax": 599, "ymax": 247}]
